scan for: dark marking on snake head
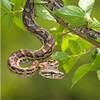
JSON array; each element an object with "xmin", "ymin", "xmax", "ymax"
[
  {"xmin": 17, "ymin": 69, "xmax": 24, "ymax": 72},
  {"xmin": 15, "ymin": 72, "xmax": 23, "ymax": 75},
  {"xmin": 11, "ymin": 66, "xmax": 16, "ymax": 70},
  {"xmin": 23, "ymin": 59, "xmax": 27, "ymax": 61},
  {"xmin": 27, "ymin": 72, "xmax": 34, "ymax": 75},
  {"xmin": 26, "ymin": 73, "xmax": 30, "ymax": 75},
  {"xmin": 8, "ymin": 62, "xmax": 10, "ymax": 66},
  {"xmin": 26, "ymin": 69, "xmax": 34, "ymax": 71},
  {"xmin": 20, "ymin": 60, "xmax": 22, "ymax": 62}
]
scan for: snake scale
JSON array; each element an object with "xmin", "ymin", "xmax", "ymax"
[{"xmin": 7, "ymin": 0, "xmax": 65, "ymax": 79}]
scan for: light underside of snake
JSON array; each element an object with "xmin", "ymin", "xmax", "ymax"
[{"xmin": 7, "ymin": 0, "xmax": 64, "ymax": 79}]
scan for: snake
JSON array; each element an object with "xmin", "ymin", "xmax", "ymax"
[{"xmin": 7, "ymin": 0, "xmax": 65, "ymax": 79}]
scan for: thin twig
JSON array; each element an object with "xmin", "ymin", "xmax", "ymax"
[
  {"xmin": 7, "ymin": 10, "xmax": 23, "ymax": 14},
  {"xmin": 73, "ymin": 47, "xmax": 97, "ymax": 57},
  {"xmin": 60, "ymin": 31, "xmax": 70, "ymax": 36}
]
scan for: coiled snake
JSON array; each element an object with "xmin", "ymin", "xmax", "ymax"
[{"xmin": 7, "ymin": 0, "xmax": 65, "ymax": 79}]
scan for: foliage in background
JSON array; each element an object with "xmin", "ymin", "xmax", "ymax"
[{"xmin": 1, "ymin": 0, "xmax": 100, "ymax": 87}]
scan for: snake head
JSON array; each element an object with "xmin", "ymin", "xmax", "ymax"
[
  {"xmin": 38, "ymin": 59, "xmax": 64, "ymax": 79},
  {"xmin": 39, "ymin": 68, "xmax": 64, "ymax": 79}
]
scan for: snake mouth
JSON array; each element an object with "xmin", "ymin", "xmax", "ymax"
[{"xmin": 39, "ymin": 71, "xmax": 64, "ymax": 79}]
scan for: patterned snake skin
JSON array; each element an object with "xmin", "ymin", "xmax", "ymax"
[{"xmin": 7, "ymin": 0, "xmax": 64, "ymax": 79}]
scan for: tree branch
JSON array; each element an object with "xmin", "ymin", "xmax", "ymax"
[{"xmin": 47, "ymin": 10, "xmax": 100, "ymax": 48}]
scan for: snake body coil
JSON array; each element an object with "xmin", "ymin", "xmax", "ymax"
[{"xmin": 7, "ymin": 0, "xmax": 64, "ymax": 79}]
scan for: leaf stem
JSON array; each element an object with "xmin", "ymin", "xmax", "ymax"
[
  {"xmin": 70, "ymin": 47, "xmax": 96, "ymax": 58},
  {"xmin": 60, "ymin": 31, "xmax": 70, "ymax": 36},
  {"xmin": 7, "ymin": 9, "xmax": 23, "ymax": 14},
  {"xmin": 84, "ymin": 11, "xmax": 90, "ymax": 35}
]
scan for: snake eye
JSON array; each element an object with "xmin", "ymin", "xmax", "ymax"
[
  {"xmin": 51, "ymin": 71, "xmax": 54, "ymax": 74},
  {"xmin": 48, "ymin": 61, "xmax": 52, "ymax": 63}
]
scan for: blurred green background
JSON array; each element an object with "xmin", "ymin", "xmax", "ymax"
[{"xmin": 1, "ymin": 0, "xmax": 100, "ymax": 100}]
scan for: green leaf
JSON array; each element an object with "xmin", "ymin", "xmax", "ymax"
[
  {"xmin": 97, "ymin": 70, "xmax": 100, "ymax": 81},
  {"xmin": 61, "ymin": 32, "xmax": 80, "ymax": 52},
  {"xmin": 65, "ymin": 33, "xmax": 79, "ymax": 40},
  {"xmin": 68, "ymin": 18, "xmax": 87, "ymax": 28},
  {"xmin": 61, "ymin": 38, "xmax": 69, "ymax": 52},
  {"xmin": 14, "ymin": 13, "xmax": 26, "ymax": 31},
  {"xmin": 50, "ymin": 28, "xmax": 62, "ymax": 45},
  {"xmin": 36, "ymin": 0, "xmax": 48, "ymax": 3},
  {"xmin": 50, "ymin": 25, "xmax": 65, "ymax": 45},
  {"xmin": 12, "ymin": 0, "xmax": 24, "ymax": 11},
  {"xmin": 1, "ymin": 5, "xmax": 8, "ymax": 14},
  {"xmin": 79, "ymin": 38, "xmax": 92, "ymax": 52},
  {"xmin": 50, "ymin": 27, "xmax": 60, "ymax": 39},
  {"xmin": 56, "ymin": 25, "xmax": 65, "ymax": 32},
  {"xmin": 90, "ymin": 54, "xmax": 100, "ymax": 70},
  {"xmin": 53, "ymin": 5, "xmax": 85, "ymax": 23},
  {"xmin": 78, "ymin": 0, "xmax": 95, "ymax": 11},
  {"xmin": 1, "ymin": 0, "xmax": 11, "ymax": 14},
  {"xmin": 63, "ymin": 56, "xmax": 78, "ymax": 73},
  {"xmin": 35, "ymin": 4, "xmax": 56, "ymax": 21},
  {"xmin": 57, "ymin": 35, "xmax": 62, "ymax": 45},
  {"xmin": 86, "ymin": 9, "xmax": 92, "ymax": 21},
  {"xmin": 1, "ymin": 0, "xmax": 11, "ymax": 11},
  {"xmin": 51, "ymin": 52, "xmax": 69, "ymax": 62},
  {"xmin": 91, "ymin": 48, "xmax": 100, "ymax": 60},
  {"xmin": 69, "ymin": 40, "xmax": 82, "ymax": 55},
  {"xmin": 89, "ymin": 21, "xmax": 100, "ymax": 29},
  {"xmin": 1, "ymin": 13, "xmax": 6, "ymax": 21},
  {"xmin": 5, "ymin": 13, "xmax": 14, "ymax": 32},
  {"xmin": 50, "ymin": 25, "xmax": 64, "ymax": 38},
  {"xmin": 71, "ymin": 63, "xmax": 91, "ymax": 88},
  {"xmin": 93, "ymin": 17, "xmax": 99, "ymax": 22}
]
